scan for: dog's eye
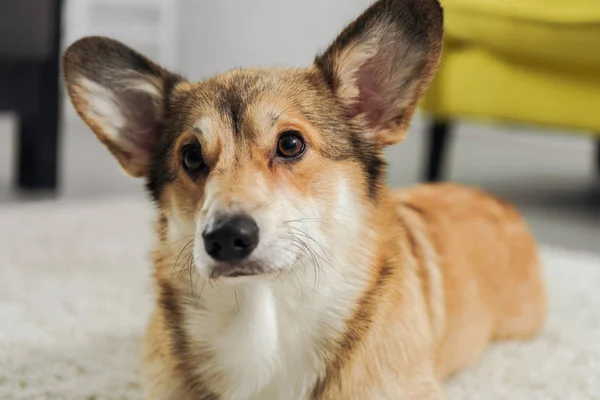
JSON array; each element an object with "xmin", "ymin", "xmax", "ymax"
[
  {"xmin": 182, "ymin": 144, "xmax": 204, "ymax": 175},
  {"xmin": 276, "ymin": 131, "xmax": 305, "ymax": 159}
]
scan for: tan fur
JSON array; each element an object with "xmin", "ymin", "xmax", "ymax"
[
  {"xmin": 62, "ymin": 1, "xmax": 546, "ymax": 398},
  {"xmin": 311, "ymin": 185, "xmax": 547, "ymax": 399},
  {"xmin": 394, "ymin": 185, "xmax": 547, "ymax": 378}
]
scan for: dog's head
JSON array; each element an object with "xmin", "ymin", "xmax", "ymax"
[{"xmin": 63, "ymin": 0, "xmax": 443, "ymax": 281}]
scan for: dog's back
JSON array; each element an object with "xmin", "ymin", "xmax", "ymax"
[
  {"xmin": 311, "ymin": 184, "xmax": 546, "ymax": 399},
  {"xmin": 395, "ymin": 183, "xmax": 546, "ymax": 378}
]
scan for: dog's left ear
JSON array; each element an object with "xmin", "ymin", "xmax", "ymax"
[{"xmin": 314, "ymin": 0, "xmax": 443, "ymax": 146}]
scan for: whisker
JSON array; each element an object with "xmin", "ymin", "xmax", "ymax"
[
  {"xmin": 287, "ymin": 227, "xmax": 345, "ymax": 279},
  {"xmin": 208, "ymin": 278, "xmax": 217, "ymax": 290},
  {"xmin": 197, "ymin": 280, "xmax": 208, "ymax": 306},
  {"xmin": 234, "ymin": 286, "xmax": 242, "ymax": 316},
  {"xmin": 282, "ymin": 218, "xmax": 338, "ymax": 224},
  {"xmin": 289, "ymin": 240, "xmax": 314, "ymax": 285},
  {"xmin": 288, "ymin": 230, "xmax": 344, "ymax": 299},
  {"xmin": 163, "ymin": 234, "xmax": 195, "ymax": 255},
  {"xmin": 170, "ymin": 239, "xmax": 195, "ymax": 280},
  {"xmin": 187, "ymin": 252, "xmax": 196, "ymax": 299},
  {"xmin": 289, "ymin": 236, "xmax": 321, "ymax": 296},
  {"xmin": 287, "ymin": 227, "xmax": 336, "ymax": 259}
]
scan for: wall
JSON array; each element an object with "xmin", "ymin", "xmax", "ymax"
[{"xmin": 177, "ymin": 0, "xmax": 374, "ymax": 79}]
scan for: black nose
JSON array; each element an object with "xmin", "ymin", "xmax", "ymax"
[{"xmin": 202, "ymin": 214, "xmax": 259, "ymax": 262}]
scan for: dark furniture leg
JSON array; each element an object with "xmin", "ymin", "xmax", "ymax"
[
  {"xmin": 17, "ymin": 62, "xmax": 60, "ymax": 190},
  {"xmin": 596, "ymin": 138, "xmax": 600, "ymax": 177},
  {"xmin": 16, "ymin": 0, "xmax": 62, "ymax": 190},
  {"xmin": 423, "ymin": 120, "xmax": 452, "ymax": 182}
]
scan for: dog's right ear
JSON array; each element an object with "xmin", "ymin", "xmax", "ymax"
[{"xmin": 63, "ymin": 37, "xmax": 182, "ymax": 177}]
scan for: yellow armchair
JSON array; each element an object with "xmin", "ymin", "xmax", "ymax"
[{"xmin": 420, "ymin": 0, "xmax": 600, "ymax": 181}]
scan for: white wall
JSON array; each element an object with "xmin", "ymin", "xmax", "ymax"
[
  {"xmin": 177, "ymin": 0, "xmax": 374, "ymax": 79},
  {"xmin": 63, "ymin": 0, "xmax": 375, "ymax": 79}
]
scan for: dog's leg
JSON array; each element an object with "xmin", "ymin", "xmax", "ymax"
[
  {"xmin": 348, "ymin": 377, "xmax": 445, "ymax": 400},
  {"xmin": 140, "ymin": 310, "xmax": 200, "ymax": 400},
  {"xmin": 408, "ymin": 379, "xmax": 446, "ymax": 400}
]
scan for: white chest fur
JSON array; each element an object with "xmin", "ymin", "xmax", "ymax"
[{"xmin": 181, "ymin": 262, "xmax": 369, "ymax": 400}]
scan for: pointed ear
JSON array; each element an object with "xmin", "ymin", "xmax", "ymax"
[
  {"xmin": 62, "ymin": 37, "xmax": 182, "ymax": 177},
  {"xmin": 314, "ymin": 0, "xmax": 443, "ymax": 146}
]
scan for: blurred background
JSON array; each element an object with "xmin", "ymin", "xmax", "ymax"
[{"xmin": 0, "ymin": 0, "xmax": 598, "ymax": 253}]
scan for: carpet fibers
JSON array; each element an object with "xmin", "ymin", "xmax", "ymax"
[{"xmin": 1, "ymin": 197, "xmax": 599, "ymax": 399}]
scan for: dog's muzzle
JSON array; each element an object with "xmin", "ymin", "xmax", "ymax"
[{"xmin": 202, "ymin": 213, "xmax": 260, "ymax": 278}]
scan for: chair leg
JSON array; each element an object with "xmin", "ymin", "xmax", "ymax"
[
  {"xmin": 17, "ymin": 65, "xmax": 60, "ymax": 190},
  {"xmin": 596, "ymin": 138, "xmax": 600, "ymax": 177},
  {"xmin": 16, "ymin": 0, "xmax": 62, "ymax": 191},
  {"xmin": 423, "ymin": 120, "xmax": 452, "ymax": 182}
]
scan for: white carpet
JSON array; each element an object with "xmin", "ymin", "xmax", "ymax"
[{"xmin": 1, "ymin": 197, "xmax": 599, "ymax": 400}]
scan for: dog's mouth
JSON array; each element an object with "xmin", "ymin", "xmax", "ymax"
[
  {"xmin": 222, "ymin": 270, "xmax": 259, "ymax": 278},
  {"xmin": 209, "ymin": 261, "xmax": 272, "ymax": 280}
]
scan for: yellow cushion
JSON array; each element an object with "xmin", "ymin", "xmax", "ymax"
[
  {"xmin": 421, "ymin": 46, "xmax": 600, "ymax": 136},
  {"xmin": 441, "ymin": 0, "xmax": 600, "ymax": 72},
  {"xmin": 443, "ymin": 0, "xmax": 600, "ymax": 23}
]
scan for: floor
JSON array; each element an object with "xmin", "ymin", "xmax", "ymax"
[
  {"xmin": 0, "ymin": 113, "xmax": 598, "ymax": 253},
  {"xmin": 3, "ymin": 197, "xmax": 599, "ymax": 399}
]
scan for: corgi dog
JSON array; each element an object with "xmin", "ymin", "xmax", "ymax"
[{"xmin": 62, "ymin": 0, "xmax": 546, "ymax": 398}]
